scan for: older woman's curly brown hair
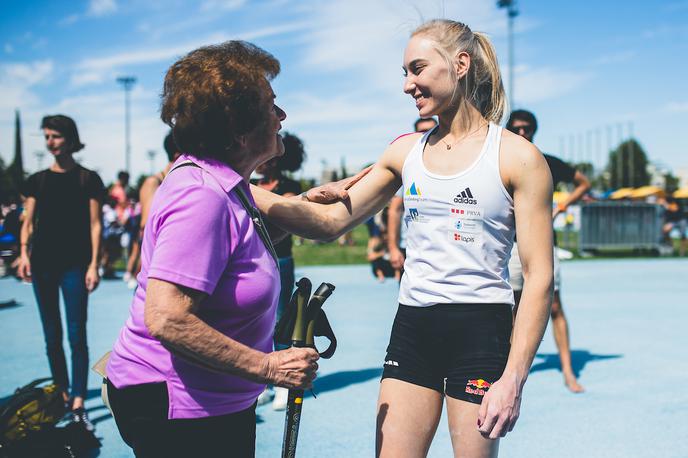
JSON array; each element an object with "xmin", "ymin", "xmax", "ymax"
[{"xmin": 160, "ymin": 40, "xmax": 280, "ymax": 160}]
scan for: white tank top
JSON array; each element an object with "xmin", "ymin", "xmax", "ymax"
[{"xmin": 398, "ymin": 123, "xmax": 515, "ymax": 306}]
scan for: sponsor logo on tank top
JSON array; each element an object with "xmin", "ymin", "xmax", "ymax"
[
  {"xmin": 405, "ymin": 182, "xmax": 422, "ymax": 196},
  {"xmin": 384, "ymin": 360, "xmax": 399, "ymax": 367},
  {"xmin": 453, "ymin": 187, "xmax": 478, "ymax": 205},
  {"xmin": 450, "ymin": 207, "xmax": 483, "ymax": 219},
  {"xmin": 404, "ymin": 182, "xmax": 425, "ymax": 202},
  {"xmin": 451, "ymin": 232, "xmax": 476, "ymax": 244},
  {"xmin": 453, "ymin": 219, "xmax": 482, "ymax": 233},
  {"xmin": 405, "ymin": 208, "xmax": 429, "ymax": 226},
  {"xmin": 465, "ymin": 378, "xmax": 491, "ymax": 396}
]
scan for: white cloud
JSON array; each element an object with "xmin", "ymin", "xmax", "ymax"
[
  {"xmin": 88, "ymin": 0, "xmax": 118, "ymax": 17},
  {"xmin": 71, "ymin": 21, "xmax": 312, "ymax": 87},
  {"xmin": 59, "ymin": 14, "xmax": 80, "ymax": 26},
  {"xmin": 200, "ymin": 0, "xmax": 246, "ymax": 12},
  {"xmin": 593, "ymin": 50, "xmax": 636, "ymax": 65},
  {"xmin": 514, "ymin": 65, "xmax": 593, "ymax": 104},
  {"xmin": 665, "ymin": 101, "xmax": 688, "ymax": 113},
  {"xmin": 0, "ymin": 60, "xmax": 54, "ymax": 115}
]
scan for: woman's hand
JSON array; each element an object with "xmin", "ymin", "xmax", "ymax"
[
  {"xmin": 305, "ymin": 166, "xmax": 373, "ymax": 203},
  {"xmin": 477, "ymin": 373, "xmax": 523, "ymax": 439},
  {"xmin": 85, "ymin": 264, "xmax": 100, "ymax": 292},
  {"xmin": 263, "ymin": 347, "xmax": 320, "ymax": 390},
  {"xmin": 17, "ymin": 254, "xmax": 31, "ymax": 282}
]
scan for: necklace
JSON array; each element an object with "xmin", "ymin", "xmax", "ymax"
[{"xmin": 438, "ymin": 123, "xmax": 488, "ymax": 150}]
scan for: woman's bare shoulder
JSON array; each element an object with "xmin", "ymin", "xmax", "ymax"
[{"xmin": 380, "ymin": 132, "xmax": 424, "ymax": 176}]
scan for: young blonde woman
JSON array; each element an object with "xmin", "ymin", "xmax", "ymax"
[{"xmin": 253, "ymin": 19, "xmax": 554, "ymax": 457}]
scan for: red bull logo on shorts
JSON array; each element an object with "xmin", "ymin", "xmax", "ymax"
[{"xmin": 465, "ymin": 378, "xmax": 491, "ymax": 396}]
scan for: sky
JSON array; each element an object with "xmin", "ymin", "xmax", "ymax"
[{"xmin": 1, "ymin": 0, "xmax": 687, "ymax": 184}]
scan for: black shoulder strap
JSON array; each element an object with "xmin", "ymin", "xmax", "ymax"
[
  {"xmin": 233, "ymin": 184, "xmax": 279, "ymax": 264},
  {"xmin": 168, "ymin": 160, "xmax": 279, "ymax": 265}
]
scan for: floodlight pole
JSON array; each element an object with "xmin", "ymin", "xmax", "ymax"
[
  {"xmin": 497, "ymin": 0, "xmax": 519, "ymax": 108},
  {"xmin": 117, "ymin": 76, "xmax": 137, "ymax": 174}
]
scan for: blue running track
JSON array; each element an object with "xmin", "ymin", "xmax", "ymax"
[{"xmin": 1, "ymin": 259, "xmax": 686, "ymax": 457}]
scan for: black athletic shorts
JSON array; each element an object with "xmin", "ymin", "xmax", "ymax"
[{"xmin": 381, "ymin": 303, "xmax": 512, "ymax": 404}]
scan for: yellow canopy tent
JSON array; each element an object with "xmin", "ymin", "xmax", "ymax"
[
  {"xmin": 629, "ymin": 186, "xmax": 665, "ymax": 199},
  {"xmin": 609, "ymin": 188, "xmax": 634, "ymax": 199},
  {"xmin": 674, "ymin": 188, "xmax": 688, "ymax": 199},
  {"xmin": 552, "ymin": 191, "xmax": 569, "ymax": 204}
]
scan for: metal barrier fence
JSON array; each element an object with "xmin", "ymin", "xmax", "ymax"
[{"xmin": 579, "ymin": 202, "xmax": 664, "ymax": 252}]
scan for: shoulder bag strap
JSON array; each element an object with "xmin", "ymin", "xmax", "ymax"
[
  {"xmin": 233, "ymin": 185, "xmax": 279, "ymax": 265},
  {"xmin": 168, "ymin": 160, "xmax": 279, "ymax": 265}
]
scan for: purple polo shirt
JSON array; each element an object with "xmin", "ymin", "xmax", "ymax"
[{"xmin": 107, "ymin": 154, "xmax": 280, "ymax": 419}]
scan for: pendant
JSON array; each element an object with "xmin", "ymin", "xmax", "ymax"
[{"xmin": 446, "ymin": 144, "xmax": 451, "ymax": 150}]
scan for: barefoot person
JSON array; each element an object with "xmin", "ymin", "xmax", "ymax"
[
  {"xmin": 252, "ymin": 19, "xmax": 554, "ymax": 457},
  {"xmin": 506, "ymin": 109, "xmax": 591, "ymax": 393}
]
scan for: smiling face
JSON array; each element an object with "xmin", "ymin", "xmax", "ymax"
[
  {"xmin": 43, "ymin": 128, "xmax": 67, "ymax": 157},
  {"xmin": 403, "ymin": 35, "xmax": 459, "ymax": 118}
]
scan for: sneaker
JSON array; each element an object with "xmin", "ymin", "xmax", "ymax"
[
  {"xmin": 272, "ymin": 387, "xmax": 288, "ymax": 411},
  {"xmin": 127, "ymin": 278, "xmax": 138, "ymax": 289},
  {"xmin": 72, "ymin": 408, "xmax": 94, "ymax": 432},
  {"xmin": 123, "ymin": 272, "xmax": 131, "ymax": 282},
  {"xmin": 256, "ymin": 387, "xmax": 274, "ymax": 406}
]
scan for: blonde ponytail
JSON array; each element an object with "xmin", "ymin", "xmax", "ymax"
[
  {"xmin": 412, "ymin": 20, "xmax": 507, "ymax": 124},
  {"xmin": 472, "ymin": 32, "xmax": 507, "ymax": 124}
]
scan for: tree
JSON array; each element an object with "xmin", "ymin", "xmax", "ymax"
[
  {"xmin": 7, "ymin": 109, "xmax": 25, "ymax": 189},
  {"xmin": 605, "ymin": 139, "xmax": 650, "ymax": 189},
  {"xmin": 664, "ymin": 173, "xmax": 680, "ymax": 194}
]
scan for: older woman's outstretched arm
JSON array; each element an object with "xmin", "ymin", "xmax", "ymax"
[{"xmin": 253, "ymin": 135, "xmax": 418, "ymax": 241}]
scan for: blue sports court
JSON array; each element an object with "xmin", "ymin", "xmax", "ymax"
[{"xmin": 1, "ymin": 258, "xmax": 686, "ymax": 457}]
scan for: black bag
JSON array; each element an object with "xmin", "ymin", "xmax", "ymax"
[{"xmin": 0, "ymin": 378, "xmax": 66, "ymax": 446}]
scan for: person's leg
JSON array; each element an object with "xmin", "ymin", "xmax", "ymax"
[
  {"xmin": 107, "ymin": 381, "xmax": 175, "ymax": 457},
  {"xmin": 550, "ymin": 291, "xmax": 584, "ymax": 393},
  {"xmin": 446, "ymin": 398, "xmax": 499, "ymax": 458},
  {"xmin": 60, "ymin": 266, "xmax": 90, "ymax": 408},
  {"xmin": 170, "ymin": 404, "xmax": 256, "ymax": 458},
  {"xmin": 378, "ymin": 304, "xmax": 446, "ymax": 457},
  {"xmin": 32, "ymin": 269, "xmax": 69, "ymax": 401},
  {"xmin": 376, "ymin": 379, "xmax": 443, "ymax": 458}
]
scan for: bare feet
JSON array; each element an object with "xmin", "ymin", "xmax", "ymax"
[{"xmin": 564, "ymin": 374, "xmax": 585, "ymax": 393}]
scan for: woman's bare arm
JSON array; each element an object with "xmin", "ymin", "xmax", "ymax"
[
  {"xmin": 478, "ymin": 134, "xmax": 554, "ymax": 439},
  {"xmin": 252, "ymin": 136, "xmax": 417, "ymax": 241},
  {"xmin": 144, "ymin": 278, "xmax": 318, "ymax": 389},
  {"xmin": 17, "ymin": 197, "xmax": 35, "ymax": 281}
]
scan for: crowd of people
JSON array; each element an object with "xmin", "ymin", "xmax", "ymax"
[{"xmin": 0, "ymin": 16, "xmax": 687, "ymax": 458}]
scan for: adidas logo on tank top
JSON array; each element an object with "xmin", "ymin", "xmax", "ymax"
[{"xmin": 398, "ymin": 123, "xmax": 516, "ymax": 307}]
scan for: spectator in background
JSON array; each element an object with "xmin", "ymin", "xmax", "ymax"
[
  {"xmin": 138, "ymin": 131, "xmax": 183, "ymax": 238},
  {"xmin": 17, "ymin": 114, "xmax": 104, "ymax": 429},
  {"xmin": 506, "ymin": 109, "xmax": 590, "ymax": 393},
  {"xmin": 125, "ymin": 131, "xmax": 184, "ymax": 287},
  {"xmin": 367, "ymin": 206, "xmax": 397, "ymax": 282},
  {"xmin": 388, "ymin": 117, "xmax": 437, "ymax": 281},
  {"xmin": 253, "ymin": 131, "xmax": 305, "ymax": 410},
  {"xmin": 662, "ymin": 196, "xmax": 687, "ymax": 256}
]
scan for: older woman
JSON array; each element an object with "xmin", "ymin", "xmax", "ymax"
[{"xmin": 105, "ymin": 41, "xmax": 319, "ymax": 457}]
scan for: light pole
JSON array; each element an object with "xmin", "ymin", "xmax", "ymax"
[
  {"xmin": 34, "ymin": 150, "xmax": 45, "ymax": 170},
  {"xmin": 116, "ymin": 76, "xmax": 137, "ymax": 175},
  {"xmin": 147, "ymin": 149, "xmax": 157, "ymax": 175},
  {"xmin": 497, "ymin": 0, "xmax": 519, "ymax": 108}
]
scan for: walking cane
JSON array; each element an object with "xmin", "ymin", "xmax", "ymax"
[{"xmin": 276, "ymin": 278, "xmax": 337, "ymax": 458}]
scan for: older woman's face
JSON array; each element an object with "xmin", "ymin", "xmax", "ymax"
[{"xmin": 246, "ymin": 84, "xmax": 287, "ymax": 165}]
